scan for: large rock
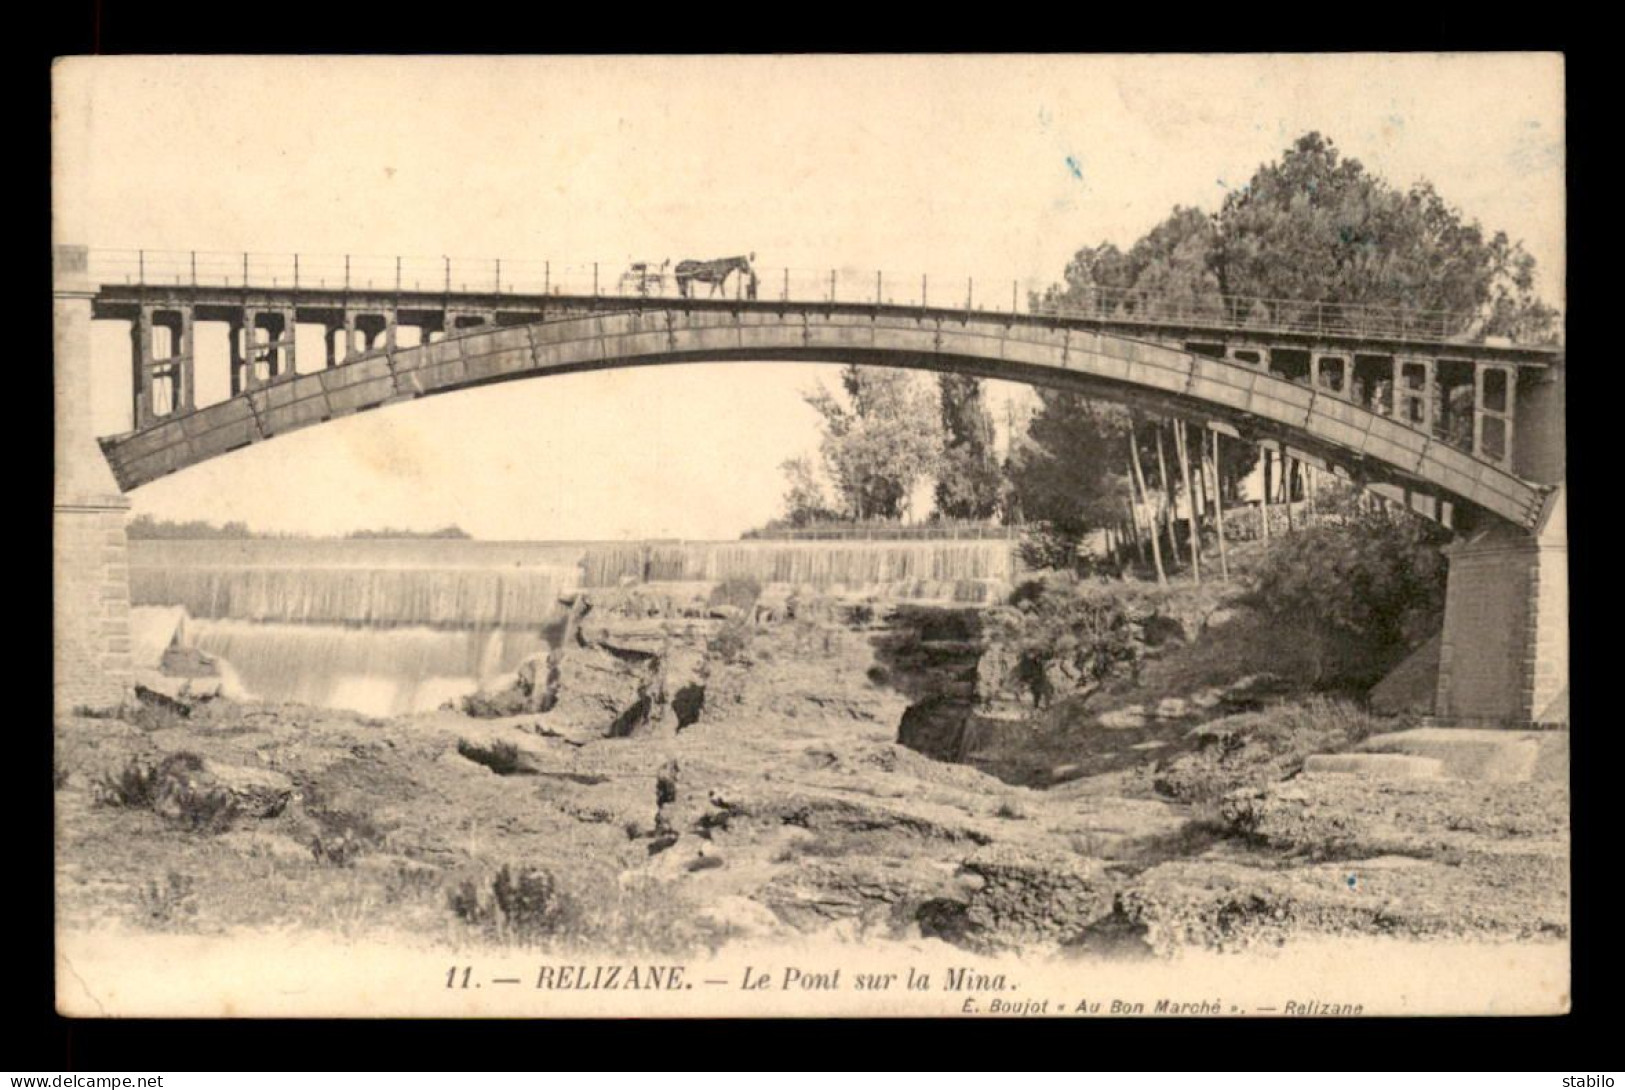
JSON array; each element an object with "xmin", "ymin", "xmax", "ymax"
[
  {"xmin": 1302, "ymin": 753, "xmax": 1443, "ymax": 780},
  {"xmin": 549, "ymin": 644, "xmax": 650, "ymax": 731},
  {"xmin": 1355, "ymin": 727, "xmax": 1552, "ymax": 782},
  {"xmin": 957, "ymin": 845, "xmax": 1117, "ymax": 951},
  {"xmin": 201, "ymin": 761, "xmax": 294, "ymax": 818},
  {"xmin": 147, "ymin": 753, "xmax": 292, "ymax": 821}
]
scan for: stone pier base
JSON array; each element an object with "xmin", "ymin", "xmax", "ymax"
[
  {"xmin": 54, "ymin": 496, "xmax": 134, "ymax": 715},
  {"xmin": 1435, "ymin": 489, "xmax": 1567, "ymax": 728}
]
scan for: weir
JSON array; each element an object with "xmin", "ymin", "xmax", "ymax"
[{"xmin": 120, "ymin": 536, "xmax": 1019, "ymax": 715}]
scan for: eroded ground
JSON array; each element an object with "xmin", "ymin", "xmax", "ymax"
[{"xmin": 55, "ymin": 591, "xmax": 1570, "ymax": 982}]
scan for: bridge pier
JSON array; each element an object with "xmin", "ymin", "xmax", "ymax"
[
  {"xmin": 54, "ymin": 245, "xmax": 132, "ymax": 715},
  {"xmin": 1434, "ymin": 362, "xmax": 1565, "ymax": 728}
]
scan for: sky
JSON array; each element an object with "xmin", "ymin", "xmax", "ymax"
[{"xmin": 53, "ymin": 54, "xmax": 1565, "ymax": 540}]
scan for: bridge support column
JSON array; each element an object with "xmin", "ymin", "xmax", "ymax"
[
  {"xmin": 1395, "ymin": 356, "xmax": 1433, "ymax": 429},
  {"xmin": 1311, "ymin": 352, "xmax": 1347, "ymax": 397},
  {"xmin": 1435, "ymin": 488, "xmax": 1567, "ymax": 727},
  {"xmin": 130, "ymin": 307, "xmax": 154, "ymax": 429},
  {"xmin": 1435, "ymin": 361, "xmax": 1565, "ymax": 728},
  {"xmin": 1472, "ymin": 362, "xmax": 1516, "ymax": 469},
  {"xmin": 132, "ymin": 305, "xmax": 195, "ymax": 426},
  {"xmin": 54, "ymin": 245, "xmax": 132, "ymax": 715}
]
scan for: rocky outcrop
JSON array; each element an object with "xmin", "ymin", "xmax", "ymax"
[
  {"xmin": 141, "ymin": 751, "xmax": 293, "ymax": 821},
  {"xmin": 462, "ymin": 593, "xmax": 715, "ymax": 740},
  {"xmin": 955, "ymin": 845, "xmax": 1117, "ymax": 951}
]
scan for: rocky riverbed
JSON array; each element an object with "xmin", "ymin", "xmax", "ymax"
[{"xmin": 55, "ymin": 581, "xmax": 1569, "ymax": 983}]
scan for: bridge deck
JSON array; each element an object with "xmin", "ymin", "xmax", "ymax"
[
  {"xmin": 97, "ymin": 307, "xmax": 1552, "ymax": 532},
  {"xmin": 92, "ymin": 284, "xmax": 1560, "ymax": 367}
]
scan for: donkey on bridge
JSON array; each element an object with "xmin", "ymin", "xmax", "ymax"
[{"xmin": 674, "ymin": 253, "xmax": 754, "ymax": 299}]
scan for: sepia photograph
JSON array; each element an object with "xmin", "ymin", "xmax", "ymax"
[{"xmin": 51, "ymin": 53, "xmax": 1568, "ymax": 1018}]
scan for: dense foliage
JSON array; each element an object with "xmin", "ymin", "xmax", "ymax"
[
  {"xmin": 934, "ymin": 374, "xmax": 1005, "ymax": 521},
  {"xmin": 980, "ymin": 573, "xmax": 1146, "ymax": 708},
  {"xmin": 1044, "ymin": 132, "xmax": 1558, "ymax": 341},
  {"xmin": 127, "ymin": 515, "xmax": 256, "ymax": 539},
  {"xmin": 802, "ymin": 365, "xmax": 947, "ymax": 521},
  {"xmin": 126, "ymin": 515, "xmax": 472, "ymax": 540},
  {"xmin": 1245, "ymin": 490, "xmax": 1450, "ymax": 686}
]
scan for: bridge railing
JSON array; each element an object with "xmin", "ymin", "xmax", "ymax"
[{"xmin": 85, "ymin": 249, "xmax": 1552, "ymax": 347}]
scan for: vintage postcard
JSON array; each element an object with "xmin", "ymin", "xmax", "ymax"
[{"xmin": 52, "ymin": 53, "xmax": 1568, "ymax": 1018}]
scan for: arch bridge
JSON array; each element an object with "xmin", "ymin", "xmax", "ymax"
[{"xmin": 54, "ymin": 246, "xmax": 1567, "ymax": 728}]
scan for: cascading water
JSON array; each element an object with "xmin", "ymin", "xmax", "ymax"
[
  {"xmin": 131, "ymin": 539, "xmax": 583, "ymax": 717},
  {"xmin": 129, "ymin": 536, "xmax": 1020, "ymax": 717},
  {"xmin": 186, "ymin": 619, "xmax": 548, "ymax": 717}
]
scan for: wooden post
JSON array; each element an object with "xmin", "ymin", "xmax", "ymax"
[
  {"xmin": 1155, "ymin": 423, "xmax": 1182, "ymax": 568},
  {"xmin": 1125, "ymin": 498, "xmax": 1147, "ymax": 567},
  {"xmin": 1128, "ymin": 424, "xmax": 1166, "ymax": 586},
  {"xmin": 1175, "ymin": 420, "xmax": 1202, "ymax": 584},
  {"xmin": 1210, "ymin": 428, "xmax": 1230, "ymax": 581},
  {"xmin": 1283, "ymin": 454, "xmax": 1296, "ymax": 533},
  {"xmin": 1260, "ymin": 446, "xmax": 1272, "ymax": 547}
]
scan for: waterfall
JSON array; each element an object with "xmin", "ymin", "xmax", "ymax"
[
  {"xmin": 577, "ymin": 540, "xmax": 1017, "ymax": 596},
  {"xmin": 188, "ymin": 619, "xmax": 547, "ymax": 718},
  {"xmin": 128, "ymin": 536, "xmax": 1017, "ymax": 715},
  {"xmin": 130, "ymin": 540, "xmax": 581, "ymax": 716}
]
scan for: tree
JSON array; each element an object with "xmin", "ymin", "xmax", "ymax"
[
  {"xmin": 776, "ymin": 456, "xmax": 840, "ymax": 527},
  {"xmin": 1018, "ymin": 130, "xmax": 1558, "ymax": 570},
  {"xmin": 1046, "ymin": 132, "xmax": 1558, "ymax": 341},
  {"xmin": 803, "ymin": 366, "xmax": 946, "ymax": 521},
  {"xmin": 934, "ymin": 374, "xmax": 1004, "ymax": 521},
  {"xmin": 1041, "ymin": 205, "xmax": 1221, "ymax": 318},
  {"xmin": 1006, "ymin": 392, "xmax": 1132, "ymax": 540},
  {"xmin": 1212, "ymin": 133, "xmax": 1557, "ymax": 338}
]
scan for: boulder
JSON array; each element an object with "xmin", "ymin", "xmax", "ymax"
[
  {"xmin": 148, "ymin": 754, "xmax": 292, "ymax": 821},
  {"xmin": 202, "ymin": 761, "xmax": 295, "ymax": 818},
  {"xmin": 1153, "ymin": 696, "xmax": 1191, "ymax": 720},
  {"xmin": 546, "ymin": 645, "xmax": 648, "ymax": 731},
  {"xmin": 160, "ymin": 644, "xmax": 221, "ymax": 679},
  {"xmin": 958, "ymin": 845, "xmax": 1117, "ymax": 950},
  {"xmin": 1097, "ymin": 705, "xmax": 1147, "ymax": 730},
  {"xmin": 1301, "ymin": 753, "xmax": 1444, "ymax": 780},
  {"xmin": 698, "ymin": 896, "xmax": 786, "ymax": 940}
]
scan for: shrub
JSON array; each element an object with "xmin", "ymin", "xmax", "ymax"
[
  {"xmin": 450, "ymin": 865, "xmax": 578, "ymax": 941},
  {"xmin": 136, "ymin": 871, "xmax": 198, "ymax": 927},
  {"xmin": 309, "ymin": 807, "xmax": 390, "ymax": 867},
  {"xmin": 1017, "ymin": 523, "xmax": 1086, "ymax": 572},
  {"xmin": 981, "ymin": 573, "xmax": 1144, "ymax": 708},
  {"xmin": 708, "ymin": 615, "xmax": 755, "ymax": 664},
  {"xmin": 1152, "ymin": 696, "xmax": 1387, "ymax": 804},
  {"xmin": 1245, "ymin": 492, "xmax": 1449, "ymax": 687},
  {"xmin": 456, "ymin": 738, "xmax": 528, "ymax": 775},
  {"xmin": 94, "ymin": 752, "xmax": 237, "ymax": 833},
  {"xmin": 707, "ymin": 575, "xmax": 764, "ymax": 614},
  {"xmin": 168, "ymin": 784, "xmax": 240, "ymax": 835},
  {"xmin": 95, "ymin": 757, "xmax": 161, "ymax": 809}
]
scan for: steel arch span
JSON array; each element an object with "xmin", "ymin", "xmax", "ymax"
[{"xmin": 98, "ymin": 307, "xmax": 1552, "ymax": 532}]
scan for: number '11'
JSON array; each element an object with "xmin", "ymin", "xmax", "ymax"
[{"xmin": 447, "ymin": 966, "xmax": 473, "ymax": 989}]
